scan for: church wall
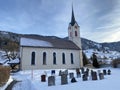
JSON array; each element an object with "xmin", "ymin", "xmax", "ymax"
[{"xmin": 21, "ymin": 46, "xmax": 81, "ymax": 70}]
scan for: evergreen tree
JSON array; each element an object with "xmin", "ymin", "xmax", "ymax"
[
  {"xmin": 92, "ymin": 53, "xmax": 100, "ymax": 68},
  {"xmin": 82, "ymin": 52, "xmax": 89, "ymax": 66}
]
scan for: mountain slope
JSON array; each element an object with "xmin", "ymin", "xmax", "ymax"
[{"xmin": 0, "ymin": 30, "xmax": 120, "ymax": 52}]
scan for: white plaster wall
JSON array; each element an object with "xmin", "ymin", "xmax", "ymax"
[{"xmin": 21, "ymin": 47, "xmax": 82, "ymax": 70}]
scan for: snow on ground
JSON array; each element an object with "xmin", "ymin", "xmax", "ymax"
[{"xmin": 11, "ymin": 68, "xmax": 120, "ymax": 90}]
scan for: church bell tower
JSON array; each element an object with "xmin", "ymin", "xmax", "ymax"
[
  {"xmin": 68, "ymin": 6, "xmax": 82, "ymax": 49},
  {"xmin": 68, "ymin": 5, "xmax": 83, "ymax": 67}
]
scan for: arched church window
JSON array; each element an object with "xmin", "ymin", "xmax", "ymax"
[
  {"xmin": 71, "ymin": 53, "xmax": 74, "ymax": 64},
  {"xmin": 62, "ymin": 53, "xmax": 65, "ymax": 64},
  {"xmin": 43, "ymin": 52, "xmax": 46, "ymax": 65},
  {"xmin": 53, "ymin": 52, "xmax": 56, "ymax": 64},
  {"xmin": 75, "ymin": 31, "xmax": 77, "ymax": 36},
  {"xmin": 31, "ymin": 52, "xmax": 35, "ymax": 65}
]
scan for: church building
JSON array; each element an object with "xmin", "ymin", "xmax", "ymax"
[{"xmin": 20, "ymin": 7, "xmax": 83, "ymax": 70}]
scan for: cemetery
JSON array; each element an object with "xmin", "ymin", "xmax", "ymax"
[
  {"xmin": 40, "ymin": 68, "xmax": 112, "ymax": 86},
  {"xmin": 9, "ymin": 67, "xmax": 113, "ymax": 90},
  {"xmin": 41, "ymin": 68, "xmax": 111, "ymax": 86},
  {"xmin": 1, "ymin": 65, "xmax": 120, "ymax": 90}
]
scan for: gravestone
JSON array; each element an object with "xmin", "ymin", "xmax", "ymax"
[
  {"xmin": 71, "ymin": 77, "xmax": 77, "ymax": 83},
  {"xmin": 103, "ymin": 69, "xmax": 107, "ymax": 75},
  {"xmin": 48, "ymin": 76, "xmax": 55, "ymax": 86},
  {"xmin": 41, "ymin": 75, "xmax": 46, "ymax": 82},
  {"xmin": 97, "ymin": 70, "xmax": 101, "ymax": 75},
  {"xmin": 108, "ymin": 69, "xmax": 111, "ymax": 75},
  {"xmin": 59, "ymin": 70, "xmax": 62, "ymax": 76},
  {"xmin": 69, "ymin": 73, "xmax": 74, "ymax": 79},
  {"xmin": 51, "ymin": 70, "xmax": 55, "ymax": 75},
  {"xmin": 84, "ymin": 71, "xmax": 89, "ymax": 77},
  {"xmin": 92, "ymin": 72, "xmax": 98, "ymax": 80},
  {"xmin": 76, "ymin": 71, "xmax": 81, "ymax": 78},
  {"xmin": 82, "ymin": 74, "xmax": 88, "ymax": 81},
  {"xmin": 99, "ymin": 73, "xmax": 104, "ymax": 80},
  {"xmin": 81, "ymin": 67, "xmax": 84, "ymax": 74},
  {"xmin": 64, "ymin": 70, "xmax": 68, "ymax": 75},
  {"xmin": 86, "ymin": 68, "xmax": 89, "ymax": 72},
  {"xmin": 61, "ymin": 74, "xmax": 68, "ymax": 85},
  {"xmin": 76, "ymin": 68, "xmax": 81, "ymax": 78},
  {"xmin": 91, "ymin": 70, "xmax": 94, "ymax": 76},
  {"xmin": 76, "ymin": 68, "xmax": 80, "ymax": 73}
]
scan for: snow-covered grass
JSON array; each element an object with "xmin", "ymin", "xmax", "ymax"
[{"xmin": 11, "ymin": 68, "xmax": 120, "ymax": 90}]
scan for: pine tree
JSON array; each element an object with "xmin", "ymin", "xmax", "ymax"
[
  {"xmin": 82, "ymin": 52, "xmax": 89, "ymax": 66},
  {"xmin": 92, "ymin": 53, "xmax": 100, "ymax": 68}
]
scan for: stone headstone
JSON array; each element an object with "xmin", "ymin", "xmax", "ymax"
[
  {"xmin": 64, "ymin": 70, "xmax": 68, "ymax": 75},
  {"xmin": 103, "ymin": 69, "xmax": 107, "ymax": 75},
  {"xmin": 76, "ymin": 68, "xmax": 80, "ymax": 73},
  {"xmin": 61, "ymin": 74, "xmax": 68, "ymax": 85},
  {"xmin": 92, "ymin": 72, "xmax": 98, "ymax": 80},
  {"xmin": 51, "ymin": 70, "xmax": 55, "ymax": 75},
  {"xmin": 76, "ymin": 71, "xmax": 81, "ymax": 78},
  {"xmin": 86, "ymin": 68, "xmax": 89, "ymax": 72},
  {"xmin": 69, "ymin": 73, "xmax": 74, "ymax": 79},
  {"xmin": 99, "ymin": 73, "xmax": 104, "ymax": 80},
  {"xmin": 91, "ymin": 70, "xmax": 94, "ymax": 76},
  {"xmin": 48, "ymin": 76, "xmax": 55, "ymax": 86},
  {"xmin": 76, "ymin": 68, "xmax": 81, "ymax": 78},
  {"xmin": 97, "ymin": 70, "xmax": 101, "ymax": 75},
  {"xmin": 81, "ymin": 67, "xmax": 84, "ymax": 74},
  {"xmin": 41, "ymin": 75, "xmax": 46, "ymax": 82},
  {"xmin": 59, "ymin": 70, "xmax": 62, "ymax": 76},
  {"xmin": 108, "ymin": 69, "xmax": 111, "ymax": 75},
  {"xmin": 71, "ymin": 77, "xmax": 77, "ymax": 83},
  {"xmin": 84, "ymin": 71, "xmax": 89, "ymax": 77},
  {"xmin": 82, "ymin": 74, "xmax": 88, "ymax": 81}
]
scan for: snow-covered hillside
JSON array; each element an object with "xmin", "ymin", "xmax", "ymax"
[{"xmin": 84, "ymin": 49, "xmax": 120, "ymax": 64}]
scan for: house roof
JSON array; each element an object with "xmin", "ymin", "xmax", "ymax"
[{"xmin": 20, "ymin": 35, "xmax": 80, "ymax": 50}]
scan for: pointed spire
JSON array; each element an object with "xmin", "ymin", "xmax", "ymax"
[{"xmin": 70, "ymin": 4, "xmax": 76, "ymax": 26}]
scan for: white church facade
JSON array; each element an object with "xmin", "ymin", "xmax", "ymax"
[{"xmin": 20, "ymin": 7, "xmax": 83, "ymax": 70}]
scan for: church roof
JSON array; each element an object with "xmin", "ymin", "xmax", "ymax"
[{"xmin": 20, "ymin": 35, "xmax": 80, "ymax": 50}]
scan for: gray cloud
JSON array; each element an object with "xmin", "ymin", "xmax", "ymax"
[{"xmin": 0, "ymin": 0, "xmax": 120, "ymax": 42}]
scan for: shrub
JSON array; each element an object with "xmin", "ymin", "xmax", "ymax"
[
  {"xmin": 111, "ymin": 58, "xmax": 120, "ymax": 68},
  {"xmin": 82, "ymin": 52, "xmax": 89, "ymax": 66},
  {"xmin": 0, "ymin": 65, "xmax": 10, "ymax": 86}
]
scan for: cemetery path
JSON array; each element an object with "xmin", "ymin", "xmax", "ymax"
[{"xmin": 5, "ymin": 80, "xmax": 18, "ymax": 90}]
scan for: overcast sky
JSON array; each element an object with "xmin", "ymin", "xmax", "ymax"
[{"xmin": 0, "ymin": 0, "xmax": 120, "ymax": 43}]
